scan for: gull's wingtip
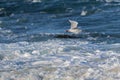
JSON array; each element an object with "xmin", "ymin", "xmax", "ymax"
[{"xmin": 68, "ymin": 19, "xmax": 78, "ymax": 23}]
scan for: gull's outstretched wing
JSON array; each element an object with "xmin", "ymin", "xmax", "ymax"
[{"xmin": 69, "ymin": 20, "xmax": 78, "ymax": 29}]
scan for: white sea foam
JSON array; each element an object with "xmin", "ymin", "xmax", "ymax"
[
  {"xmin": 0, "ymin": 39, "xmax": 120, "ymax": 80},
  {"xmin": 32, "ymin": 0, "xmax": 42, "ymax": 3},
  {"xmin": 81, "ymin": 10, "xmax": 87, "ymax": 16},
  {"xmin": 105, "ymin": 0, "xmax": 120, "ymax": 2}
]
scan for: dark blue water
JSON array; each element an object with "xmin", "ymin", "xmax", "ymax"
[
  {"xmin": 0, "ymin": 0, "xmax": 120, "ymax": 80},
  {"xmin": 0, "ymin": 0, "xmax": 120, "ymax": 43}
]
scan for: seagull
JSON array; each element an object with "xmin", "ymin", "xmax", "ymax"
[{"xmin": 66, "ymin": 20, "xmax": 81, "ymax": 34}]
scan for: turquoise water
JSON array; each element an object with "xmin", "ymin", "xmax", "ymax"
[{"xmin": 0, "ymin": 0, "xmax": 120, "ymax": 80}]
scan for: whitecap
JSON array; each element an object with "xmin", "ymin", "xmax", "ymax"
[{"xmin": 32, "ymin": 0, "xmax": 42, "ymax": 3}]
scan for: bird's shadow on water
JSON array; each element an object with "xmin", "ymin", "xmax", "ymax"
[
  {"xmin": 0, "ymin": 33, "xmax": 109, "ymax": 43},
  {"xmin": 0, "ymin": 33, "xmax": 81, "ymax": 43},
  {"xmin": 0, "ymin": 32, "xmax": 119, "ymax": 43}
]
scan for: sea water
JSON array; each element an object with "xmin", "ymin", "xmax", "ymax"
[{"xmin": 0, "ymin": 0, "xmax": 120, "ymax": 80}]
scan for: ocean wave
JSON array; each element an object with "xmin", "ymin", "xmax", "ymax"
[
  {"xmin": 0, "ymin": 0, "xmax": 120, "ymax": 80},
  {"xmin": 0, "ymin": 39, "xmax": 120, "ymax": 79},
  {"xmin": 0, "ymin": 0, "xmax": 120, "ymax": 16}
]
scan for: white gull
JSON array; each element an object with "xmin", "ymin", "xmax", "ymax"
[{"xmin": 66, "ymin": 20, "xmax": 81, "ymax": 34}]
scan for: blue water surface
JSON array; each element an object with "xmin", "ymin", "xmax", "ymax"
[{"xmin": 0, "ymin": 0, "xmax": 120, "ymax": 80}]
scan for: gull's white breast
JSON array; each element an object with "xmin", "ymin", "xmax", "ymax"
[{"xmin": 68, "ymin": 28, "xmax": 81, "ymax": 34}]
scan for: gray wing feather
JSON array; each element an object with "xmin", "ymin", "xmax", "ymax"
[{"xmin": 69, "ymin": 20, "xmax": 78, "ymax": 29}]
